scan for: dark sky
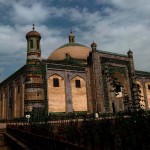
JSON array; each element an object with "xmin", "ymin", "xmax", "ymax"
[{"xmin": 0, "ymin": 0, "xmax": 150, "ymax": 81}]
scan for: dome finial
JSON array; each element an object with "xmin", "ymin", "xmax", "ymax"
[
  {"xmin": 32, "ymin": 23, "xmax": 35, "ymax": 31},
  {"xmin": 26, "ymin": 25, "xmax": 41, "ymax": 39}
]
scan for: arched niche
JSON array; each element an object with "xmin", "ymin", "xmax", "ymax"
[
  {"xmin": 110, "ymin": 71, "xmax": 128, "ymax": 112},
  {"xmin": 71, "ymin": 75, "xmax": 87, "ymax": 112},
  {"xmin": 47, "ymin": 74, "xmax": 66, "ymax": 113}
]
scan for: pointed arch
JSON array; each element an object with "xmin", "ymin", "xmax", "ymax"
[
  {"xmin": 48, "ymin": 74, "xmax": 64, "ymax": 88},
  {"xmin": 47, "ymin": 73, "xmax": 66, "ymax": 113},
  {"xmin": 110, "ymin": 71, "xmax": 128, "ymax": 112},
  {"xmin": 70, "ymin": 74, "xmax": 86, "ymax": 81},
  {"xmin": 49, "ymin": 73, "xmax": 64, "ymax": 79},
  {"xmin": 47, "ymin": 72, "xmax": 65, "ymax": 80}
]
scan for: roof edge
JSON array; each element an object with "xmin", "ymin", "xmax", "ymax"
[
  {"xmin": 57, "ymin": 42, "xmax": 89, "ymax": 50},
  {"xmin": 97, "ymin": 49, "xmax": 128, "ymax": 57}
]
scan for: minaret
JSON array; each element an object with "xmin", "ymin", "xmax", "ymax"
[{"xmin": 25, "ymin": 24, "xmax": 44, "ymax": 114}]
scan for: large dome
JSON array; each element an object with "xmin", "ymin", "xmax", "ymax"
[
  {"xmin": 48, "ymin": 43, "xmax": 90, "ymax": 60},
  {"xmin": 48, "ymin": 32, "xmax": 91, "ymax": 60}
]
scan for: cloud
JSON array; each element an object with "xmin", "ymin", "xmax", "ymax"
[
  {"xmin": 0, "ymin": 25, "xmax": 26, "ymax": 54},
  {"xmin": 10, "ymin": 2, "xmax": 49, "ymax": 24},
  {"xmin": 0, "ymin": 23, "xmax": 68, "ymax": 81},
  {"xmin": 0, "ymin": 0, "xmax": 50, "ymax": 25},
  {"xmin": 0, "ymin": 67, "xmax": 4, "ymax": 74},
  {"xmin": 0, "ymin": 0, "xmax": 9, "ymax": 4},
  {"xmin": 56, "ymin": 2, "xmax": 150, "ymax": 71}
]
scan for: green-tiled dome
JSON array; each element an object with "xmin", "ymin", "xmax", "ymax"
[
  {"xmin": 48, "ymin": 31, "xmax": 91, "ymax": 60},
  {"xmin": 58, "ymin": 42, "xmax": 87, "ymax": 49}
]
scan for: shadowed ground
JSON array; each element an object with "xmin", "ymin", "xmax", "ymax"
[{"xmin": 0, "ymin": 123, "xmax": 10, "ymax": 150}]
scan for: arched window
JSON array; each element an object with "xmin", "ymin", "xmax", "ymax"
[
  {"xmin": 36, "ymin": 40, "xmax": 39, "ymax": 49},
  {"xmin": 30, "ymin": 40, "xmax": 33, "ymax": 48}
]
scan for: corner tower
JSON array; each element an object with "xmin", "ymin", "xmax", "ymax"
[{"xmin": 25, "ymin": 24, "xmax": 44, "ymax": 115}]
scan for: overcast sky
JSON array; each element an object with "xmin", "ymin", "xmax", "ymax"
[{"xmin": 0, "ymin": 0, "xmax": 150, "ymax": 81}]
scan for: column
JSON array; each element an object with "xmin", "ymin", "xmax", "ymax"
[
  {"xmin": 0, "ymin": 94, "xmax": 2, "ymax": 118},
  {"xmin": 20, "ymin": 76, "xmax": 24, "ymax": 117},
  {"xmin": 142, "ymin": 78, "xmax": 148, "ymax": 109},
  {"xmin": 13, "ymin": 81, "xmax": 16, "ymax": 118},
  {"xmin": 6, "ymin": 85, "xmax": 9, "ymax": 120},
  {"xmin": 65, "ymin": 71, "xmax": 73, "ymax": 112},
  {"xmin": 1, "ymin": 91, "xmax": 5, "ymax": 119},
  {"xmin": 92, "ymin": 52, "xmax": 105, "ymax": 113}
]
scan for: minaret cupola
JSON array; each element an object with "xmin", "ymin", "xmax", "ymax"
[
  {"xmin": 26, "ymin": 24, "xmax": 41, "ymax": 51},
  {"xmin": 127, "ymin": 49, "xmax": 133, "ymax": 58},
  {"xmin": 91, "ymin": 41, "xmax": 97, "ymax": 51}
]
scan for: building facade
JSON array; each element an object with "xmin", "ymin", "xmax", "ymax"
[{"xmin": 0, "ymin": 26, "xmax": 150, "ymax": 120}]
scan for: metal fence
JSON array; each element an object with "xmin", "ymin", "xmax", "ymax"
[{"xmin": 6, "ymin": 114, "xmax": 150, "ymax": 150}]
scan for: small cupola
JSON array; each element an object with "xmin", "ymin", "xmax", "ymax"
[
  {"xmin": 26, "ymin": 24, "xmax": 41, "ymax": 50},
  {"xmin": 68, "ymin": 31, "xmax": 75, "ymax": 43},
  {"xmin": 26, "ymin": 24, "xmax": 41, "ymax": 39},
  {"xmin": 91, "ymin": 41, "xmax": 97, "ymax": 51},
  {"xmin": 127, "ymin": 49, "xmax": 133, "ymax": 58}
]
